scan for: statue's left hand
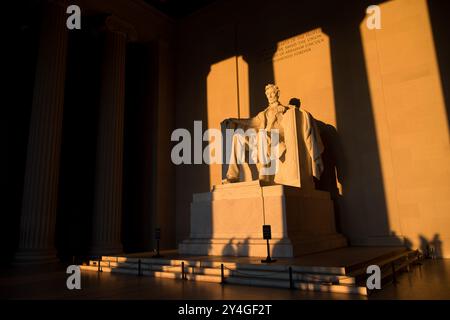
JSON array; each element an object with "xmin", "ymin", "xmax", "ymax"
[{"xmin": 221, "ymin": 118, "xmax": 236, "ymax": 128}]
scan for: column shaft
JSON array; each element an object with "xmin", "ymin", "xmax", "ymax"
[
  {"xmin": 15, "ymin": 1, "xmax": 68, "ymax": 263},
  {"xmin": 91, "ymin": 29, "xmax": 127, "ymax": 255}
]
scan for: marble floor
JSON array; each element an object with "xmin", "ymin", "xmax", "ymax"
[{"xmin": 0, "ymin": 259, "xmax": 449, "ymax": 300}]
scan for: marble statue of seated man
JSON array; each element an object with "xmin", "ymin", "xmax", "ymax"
[
  {"xmin": 221, "ymin": 84, "xmax": 290, "ymax": 184},
  {"xmin": 221, "ymin": 84, "xmax": 325, "ymax": 186}
]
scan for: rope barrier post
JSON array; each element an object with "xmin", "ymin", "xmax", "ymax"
[
  {"xmin": 289, "ymin": 266, "xmax": 293, "ymax": 289},
  {"xmin": 98, "ymin": 258, "xmax": 102, "ymax": 273},
  {"xmin": 391, "ymin": 262, "xmax": 397, "ymax": 285},
  {"xmin": 182, "ymin": 261, "xmax": 185, "ymax": 280},
  {"xmin": 416, "ymin": 250, "xmax": 423, "ymax": 266},
  {"xmin": 152, "ymin": 227, "xmax": 163, "ymax": 258},
  {"xmin": 221, "ymin": 264, "xmax": 225, "ymax": 284},
  {"xmin": 406, "ymin": 255, "xmax": 410, "ymax": 272},
  {"xmin": 138, "ymin": 259, "xmax": 142, "ymax": 276}
]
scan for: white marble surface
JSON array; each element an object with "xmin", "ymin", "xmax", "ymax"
[{"xmin": 179, "ymin": 181, "xmax": 346, "ymax": 257}]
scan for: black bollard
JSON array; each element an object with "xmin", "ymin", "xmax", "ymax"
[
  {"xmin": 138, "ymin": 259, "xmax": 142, "ymax": 276},
  {"xmin": 391, "ymin": 262, "xmax": 397, "ymax": 285},
  {"xmin": 152, "ymin": 227, "xmax": 163, "ymax": 258},
  {"xmin": 261, "ymin": 225, "xmax": 277, "ymax": 263},
  {"xmin": 289, "ymin": 266, "xmax": 293, "ymax": 289},
  {"xmin": 182, "ymin": 261, "xmax": 185, "ymax": 280}
]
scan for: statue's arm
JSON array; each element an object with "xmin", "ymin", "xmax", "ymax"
[
  {"xmin": 222, "ymin": 116, "xmax": 261, "ymax": 130},
  {"xmin": 235, "ymin": 117, "xmax": 260, "ymax": 128}
]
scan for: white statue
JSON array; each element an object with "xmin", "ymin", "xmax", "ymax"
[
  {"xmin": 180, "ymin": 85, "xmax": 347, "ymax": 258},
  {"xmin": 221, "ymin": 84, "xmax": 324, "ymax": 186}
]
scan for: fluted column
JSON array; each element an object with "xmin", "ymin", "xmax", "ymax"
[
  {"xmin": 90, "ymin": 17, "xmax": 135, "ymax": 255},
  {"xmin": 15, "ymin": 0, "xmax": 68, "ymax": 264}
]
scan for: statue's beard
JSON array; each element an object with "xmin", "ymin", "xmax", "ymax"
[
  {"xmin": 267, "ymin": 94, "xmax": 279, "ymax": 103},
  {"xmin": 269, "ymin": 100, "xmax": 279, "ymax": 106}
]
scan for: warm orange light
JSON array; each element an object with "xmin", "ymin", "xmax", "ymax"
[{"xmin": 360, "ymin": 0, "xmax": 450, "ymax": 256}]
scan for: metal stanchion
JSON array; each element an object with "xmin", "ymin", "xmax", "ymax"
[
  {"xmin": 289, "ymin": 266, "xmax": 293, "ymax": 289},
  {"xmin": 406, "ymin": 255, "xmax": 410, "ymax": 272},
  {"xmin": 152, "ymin": 227, "xmax": 163, "ymax": 258},
  {"xmin": 138, "ymin": 259, "xmax": 142, "ymax": 276},
  {"xmin": 391, "ymin": 262, "xmax": 397, "ymax": 285},
  {"xmin": 221, "ymin": 264, "xmax": 225, "ymax": 284},
  {"xmin": 182, "ymin": 261, "xmax": 185, "ymax": 280}
]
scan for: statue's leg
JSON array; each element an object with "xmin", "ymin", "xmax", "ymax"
[
  {"xmin": 257, "ymin": 133, "xmax": 277, "ymax": 184},
  {"xmin": 225, "ymin": 133, "xmax": 248, "ymax": 182}
]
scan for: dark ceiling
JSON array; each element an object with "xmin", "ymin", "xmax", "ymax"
[{"xmin": 143, "ymin": 0, "xmax": 217, "ymax": 18}]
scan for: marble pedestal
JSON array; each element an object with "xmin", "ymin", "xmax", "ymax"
[{"xmin": 179, "ymin": 181, "xmax": 347, "ymax": 258}]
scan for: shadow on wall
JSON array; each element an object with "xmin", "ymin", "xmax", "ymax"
[
  {"xmin": 223, "ymin": 0, "xmax": 389, "ymax": 240},
  {"xmin": 179, "ymin": 0, "xmax": 450, "ymax": 251},
  {"xmin": 177, "ymin": 0, "xmax": 450, "ymax": 257},
  {"xmin": 221, "ymin": 238, "xmax": 250, "ymax": 257},
  {"xmin": 315, "ymin": 119, "xmax": 346, "ymax": 233},
  {"xmin": 322, "ymin": 0, "xmax": 390, "ymax": 240},
  {"xmin": 289, "ymin": 97, "xmax": 346, "ymax": 233},
  {"xmin": 427, "ymin": 0, "xmax": 450, "ymax": 130},
  {"xmin": 404, "ymin": 234, "xmax": 444, "ymax": 259}
]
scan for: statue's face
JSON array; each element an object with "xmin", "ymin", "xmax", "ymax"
[{"xmin": 265, "ymin": 87, "xmax": 279, "ymax": 104}]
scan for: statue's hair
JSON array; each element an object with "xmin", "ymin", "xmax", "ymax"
[{"xmin": 265, "ymin": 84, "xmax": 280, "ymax": 95}]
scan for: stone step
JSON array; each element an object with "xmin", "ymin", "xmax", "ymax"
[
  {"xmin": 88, "ymin": 260, "xmax": 355, "ymax": 284},
  {"xmin": 80, "ymin": 265, "xmax": 222, "ymax": 283},
  {"xmin": 204, "ymin": 275, "xmax": 364, "ymax": 296},
  {"xmin": 347, "ymin": 250, "xmax": 419, "ymax": 285},
  {"xmin": 367, "ymin": 253, "xmax": 420, "ymax": 289},
  {"xmin": 344, "ymin": 248, "xmax": 412, "ymax": 274},
  {"xmin": 97, "ymin": 256, "xmax": 346, "ymax": 275},
  {"xmin": 80, "ymin": 248, "xmax": 423, "ymax": 297},
  {"xmin": 225, "ymin": 276, "xmax": 292, "ymax": 289},
  {"xmin": 296, "ymin": 282, "xmax": 367, "ymax": 295},
  {"xmin": 80, "ymin": 264, "xmax": 364, "ymax": 295}
]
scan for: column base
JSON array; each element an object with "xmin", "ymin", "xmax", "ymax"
[{"xmin": 13, "ymin": 249, "xmax": 60, "ymax": 265}]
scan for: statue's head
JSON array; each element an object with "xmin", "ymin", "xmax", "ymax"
[{"xmin": 265, "ymin": 84, "xmax": 280, "ymax": 104}]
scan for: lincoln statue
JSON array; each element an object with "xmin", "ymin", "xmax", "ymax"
[{"xmin": 221, "ymin": 84, "xmax": 324, "ymax": 186}]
